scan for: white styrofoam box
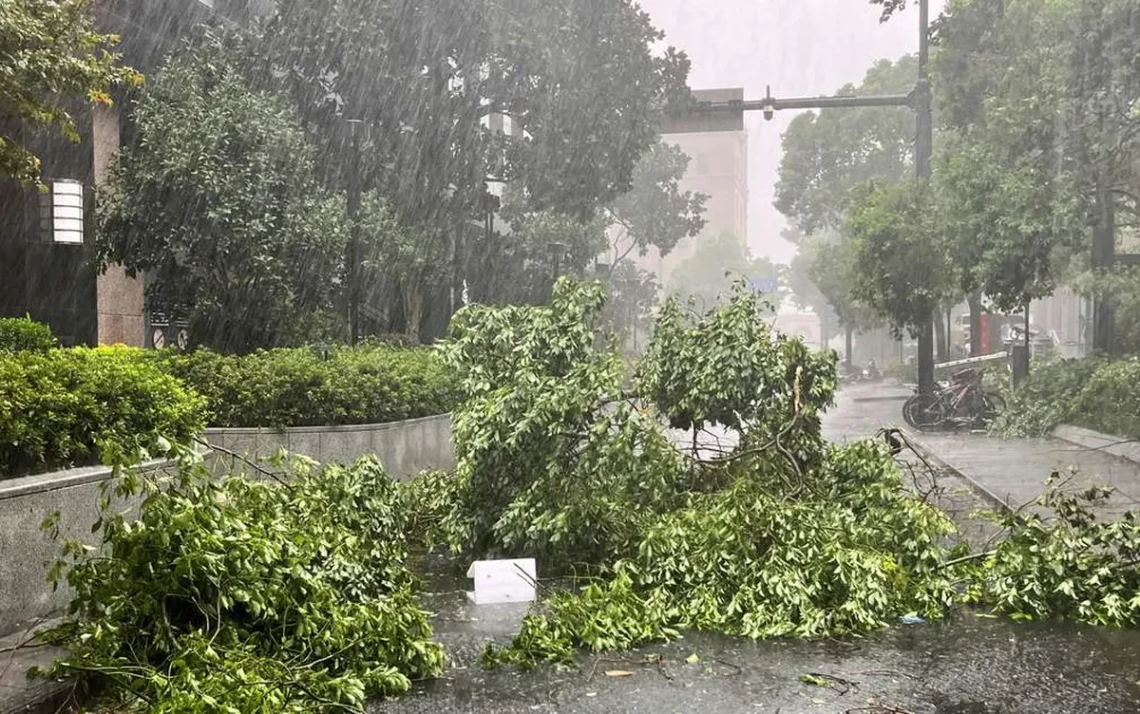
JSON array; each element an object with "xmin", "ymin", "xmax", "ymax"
[{"xmin": 466, "ymin": 558, "xmax": 537, "ymax": 605}]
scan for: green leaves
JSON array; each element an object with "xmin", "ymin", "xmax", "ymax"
[
  {"xmin": 0, "ymin": 0, "xmax": 142, "ymax": 185},
  {"xmin": 36, "ymin": 454, "xmax": 444, "ymax": 712},
  {"xmin": 846, "ymin": 179, "xmax": 954, "ymax": 337},
  {"xmin": 486, "ymin": 439, "xmax": 960, "ymax": 663},
  {"xmin": 93, "ymin": 27, "xmax": 348, "ymax": 352},
  {"xmin": 0, "ymin": 316, "xmax": 56, "ymax": 352},
  {"xmin": 964, "ymin": 472, "xmax": 1140, "ymax": 627},
  {"xmin": 0, "ymin": 346, "xmax": 205, "ymax": 479},
  {"xmin": 150, "ymin": 344, "xmax": 458, "ymax": 429},
  {"xmin": 992, "ymin": 355, "xmax": 1140, "ymax": 441}
]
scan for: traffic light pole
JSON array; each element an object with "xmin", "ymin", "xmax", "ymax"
[
  {"xmin": 675, "ymin": 0, "xmax": 936, "ymax": 393},
  {"xmin": 914, "ymin": 0, "xmax": 936, "ymax": 395}
]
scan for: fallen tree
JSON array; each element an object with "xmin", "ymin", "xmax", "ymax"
[
  {"xmin": 432, "ymin": 279, "xmax": 1140, "ymax": 668},
  {"xmin": 35, "ymin": 453, "xmax": 444, "ymax": 712}
]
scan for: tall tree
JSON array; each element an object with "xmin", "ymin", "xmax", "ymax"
[
  {"xmin": 803, "ymin": 232, "xmax": 879, "ymax": 361},
  {"xmin": 931, "ymin": 0, "xmax": 1093, "ymax": 351},
  {"xmin": 607, "ymin": 142, "xmax": 707, "ymax": 268},
  {"xmin": 775, "ymin": 56, "xmax": 917, "ymax": 236},
  {"xmin": 786, "ymin": 236, "xmax": 839, "ymax": 349},
  {"xmin": 776, "ymin": 56, "xmax": 915, "ymax": 358},
  {"xmin": 94, "ymin": 29, "xmax": 347, "ymax": 352},
  {"xmin": 257, "ymin": 0, "xmax": 690, "ymax": 326},
  {"xmin": 472, "ymin": 187, "xmax": 608, "ymax": 307},
  {"xmin": 601, "ymin": 262, "xmax": 660, "ymax": 355},
  {"xmin": 847, "ymin": 179, "xmax": 954, "ymax": 338},
  {"xmin": 0, "ymin": 0, "xmax": 141, "ymax": 184}
]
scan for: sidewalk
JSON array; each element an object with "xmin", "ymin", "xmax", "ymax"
[
  {"xmin": 826, "ymin": 381, "xmax": 1140, "ymax": 520},
  {"xmin": 909, "ymin": 430, "xmax": 1140, "ymax": 519}
]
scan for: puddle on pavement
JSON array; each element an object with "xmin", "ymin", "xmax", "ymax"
[{"xmin": 378, "ymin": 557, "xmax": 1140, "ymax": 714}]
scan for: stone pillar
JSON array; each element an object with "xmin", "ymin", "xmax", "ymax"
[{"xmin": 93, "ymin": 104, "xmax": 145, "ymax": 346}]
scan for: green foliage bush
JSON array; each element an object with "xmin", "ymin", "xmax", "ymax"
[
  {"xmin": 0, "ymin": 347, "xmax": 205, "ymax": 478},
  {"xmin": 488, "ymin": 440, "xmax": 959, "ymax": 667},
  {"xmin": 37, "ymin": 454, "xmax": 444, "ymax": 713},
  {"xmin": 0, "ymin": 316, "xmax": 56, "ymax": 352},
  {"xmin": 439, "ymin": 278, "xmax": 960, "ymax": 664},
  {"xmin": 150, "ymin": 345, "xmax": 458, "ymax": 429},
  {"xmin": 990, "ymin": 355, "xmax": 1131, "ymax": 438},
  {"xmin": 963, "ymin": 473, "xmax": 1140, "ymax": 627}
]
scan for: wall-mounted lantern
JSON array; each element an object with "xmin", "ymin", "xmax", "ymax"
[{"xmin": 39, "ymin": 179, "xmax": 85, "ymax": 244}]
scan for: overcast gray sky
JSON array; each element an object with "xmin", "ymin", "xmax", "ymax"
[{"xmin": 638, "ymin": 0, "xmax": 946, "ymax": 264}]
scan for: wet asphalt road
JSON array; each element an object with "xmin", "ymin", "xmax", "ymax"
[{"xmin": 372, "ymin": 382, "xmax": 1140, "ymax": 714}]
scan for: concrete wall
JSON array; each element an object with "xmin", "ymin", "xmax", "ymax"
[
  {"xmin": 0, "ymin": 461, "xmax": 162, "ymax": 637},
  {"xmin": 0, "ymin": 414, "xmax": 454, "ymax": 637},
  {"xmin": 204, "ymin": 414, "xmax": 455, "ymax": 479}
]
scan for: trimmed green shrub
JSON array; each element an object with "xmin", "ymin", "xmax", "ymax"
[
  {"xmin": 0, "ymin": 316, "xmax": 56, "ymax": 352},
  {"xmin": 0, "ymin": 347, "xmax": 206, "ymax": 478},
  {"xmin": 151, "ymin": 345, "xmax": 458, "ymax": 428},
  {"xmin": 1069, "ymin": 357, "xmax": 1140, "ymax": 440}
]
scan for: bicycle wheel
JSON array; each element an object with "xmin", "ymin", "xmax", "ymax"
[
  {"xmin": 902, "ymin": 395, "xmax": 924, "ymax": 428},
  {"xmin": 904, "ymin": 394, "xmax": 946, "ymax": 431}
]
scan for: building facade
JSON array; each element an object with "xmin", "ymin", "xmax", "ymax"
[
  {"xmin": 632, "ymin": 88, "xmax": 749, "ymax": 286},
  {"xmin": 0, "ymin": 0, "xmax": 267, "ymax": 346}
]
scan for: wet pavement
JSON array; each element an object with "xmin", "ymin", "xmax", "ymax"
[
  {"xmin": 372, "ymin": 382, "xmax": 1140, "ymax": 714},
  {"xmin": 834, "ymin": 381, "xmax": 1140, "ymax": 519},
  {"xmin": 375, "ymin": 613, "xmax": 1140, "ymax": 714}
]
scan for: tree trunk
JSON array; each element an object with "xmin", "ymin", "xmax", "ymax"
[
  {"xmin": 1092, "ymin": 184, "xmax": 1116, "ymax": 353},
  {"xmin": 844, "ymin": 326, "xmax": 853, "ymax": 365},
  {"xmin": 918, "ymin": 318, "xmax": 936, "ymax": 395},
  {"xmin": 403, "ymin": 281, "xmax": 424, "ymax": 344},
  {"xmin": 968, "ymin": 293, "xmax": 983, "ymax": 356},
  {"xmin": 933, "ymin": 311, "xmax": 947, "ymax": 363}
]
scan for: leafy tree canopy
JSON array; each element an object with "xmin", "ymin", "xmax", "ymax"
[
  {"xmin": 259, "ymin": 0, "xmax": 690, "ymax": 228},
  {"xmin": 607, "ymin": 141, "xmax": 707, "ymax": 267},
  {"xmin": 847, "ymin": 179, "xmax": 953, "ymax": 336},
  {"xmin": 665, "ymin": 233, "xmax": 782, "ymax": 312},
  {"xmin": 775, "ymin": 55, "xmax": 917, "ymax": 237},
  {"xmin": 0, "ymin": 0, "xmax": 141, "ymax": 185},
  {"xmin": 94, "ymin": 29, "xmax": 348, "ymax": 352}
]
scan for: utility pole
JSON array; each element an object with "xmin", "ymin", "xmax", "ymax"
[{"xmin": 664, "ymin": 0, "xmax": 937, "ymax": 393}]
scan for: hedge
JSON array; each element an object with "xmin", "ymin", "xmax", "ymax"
[
  {"xmin": 990, "ymin": 355, "xmax": 1140, "ymax": 439},
  {"xmin": 149, "ymin": 345, "xmax": 459, "ymax": 428},
  {"xmin": 0, "ymin": 347, "xmax": 207, "ymax": 478},
  {"xmin": 0, "ymin": 316, "xmax": 56, "ymax": 352}
]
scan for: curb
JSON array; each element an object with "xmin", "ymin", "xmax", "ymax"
[
  {"xmin": 898, "ymin": 428, "xmax": 1013, "ymax": 514},
  {"xmin": 1051, "ymin": 424, "xmax": 1140, "ymax": 467}
]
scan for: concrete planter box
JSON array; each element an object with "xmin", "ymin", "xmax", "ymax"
[
  {"xmin": 0, "ymin": 413, "xmax": 454, "ymax": 638},
  {"xmin": 204, "ymin": 413, "xmax": 455, "ymax": 479}
]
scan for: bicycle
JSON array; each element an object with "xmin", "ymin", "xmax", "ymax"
[{"xmin": 902, "ymin": 368, "xmax": 1005, "ymax": 431}]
